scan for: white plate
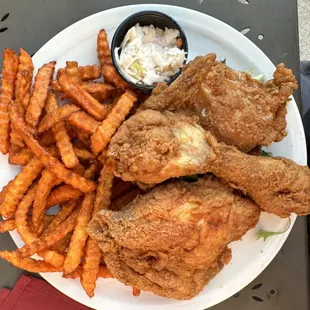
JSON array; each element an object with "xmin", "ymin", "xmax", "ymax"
[{"xmin": 3, "ymin": 4, "xmax": 306, "ymax": 310}]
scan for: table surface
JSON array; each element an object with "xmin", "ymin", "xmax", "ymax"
[{"xmin": 0, "ymin": 0, "xmax": 308, "ymax": 309}]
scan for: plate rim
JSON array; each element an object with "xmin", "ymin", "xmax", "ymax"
[{"xmin": 7, "ymin": 3, "xmax": 306, "ymax": 310}]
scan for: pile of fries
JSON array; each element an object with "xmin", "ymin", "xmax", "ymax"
[{"xmin": 0, "ymin": 29, "xmax": 142, "ymax": 297}]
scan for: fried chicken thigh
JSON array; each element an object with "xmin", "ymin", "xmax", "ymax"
[
  {"xmin": 142, "ymin": 54, "xmax": 298, "ymax": 152},
  {"xmin": 88, "ymin": 176, "xmax": 260, "ymax": 300},
  {"xmin": 108, "ymin": 109, "xmax": 310, "ymax": 218}
]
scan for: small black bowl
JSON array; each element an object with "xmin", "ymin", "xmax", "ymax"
[{"xmin": 111, "ymin": 11, "xmax": 188, "ymax": 93}]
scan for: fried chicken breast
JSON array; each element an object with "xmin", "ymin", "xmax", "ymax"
[
  {"xmin": 88, "ymin": 176, "xmax": 260, "ymax": 300},
  {"xmin": 141, "ymin": 54, "xmax": 298, "ymax": 152},
  {"xmin": 108, "ymin": 109, "xmax": 310, "ymax": 218}
]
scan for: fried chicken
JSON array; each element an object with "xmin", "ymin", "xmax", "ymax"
[
  {"xmin": 87, "ymin": 176, "xmax": 260, "ymax": 300},
  {"xmin": 108, "ymin": 109, "xmax": 213, "ymax": 184},
  {"xmin": 108, "ymin": 109, "xmax": 310, "ymax": 218},
  {"xmin": 141, "ymin": 54, "xmax": 298, "ymax": 152}
]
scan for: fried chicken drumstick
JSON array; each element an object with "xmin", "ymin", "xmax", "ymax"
[
  {"xmin": 108, "ymin": 109, "xmax": 310, "ymax": 218},
  {"xmin": 141, "ymin": 54, "xmax": 298, "ymax": 152},
  {"xmin": 88, "ymin": 176, "xmax": 260, "ymax": 300}
]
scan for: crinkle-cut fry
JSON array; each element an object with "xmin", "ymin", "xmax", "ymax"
[
  {"xmin": 15, "ymin": 70, "xmax": 32, "ymax": 111},
  {"xmin": 71, "ymin": 163, "xmax": 86, "ymax": 176},
  {"xmin": 91, "ymin": 91, "xmax": 137, "ymax": 154},
  {"xmin": 0, "ymin": 157, "xmax": 44, "ymax": 218},
  {"xmin": 32, "ymin": 169, "xmax": 59, "ymax": 234},
  {"xmin": 73, "ymin": 147, "xmax": 96, "ymax": 161},
  {"xmin": 25, "ymin": 61, "xmax": 56, "ymax": 133},
  {"xmin": 79, "ymin": 65, "xmax": 101, "ymax": 81},
  {"xmin": 9, "ymin": 103, "xmax": 96, "ymax": 193},
  {"xmin": 51, "ymin": 80, "xmax": 63, "ymax": 93},
  {"xmin": 46, "ymin": 185, "xmax": 82, "ymax": 209},
  {"xmin": 97, "ymin": 150, "xmax": 107, "ymax": 165},
  {"xmin": 65, "ymin": 122, "xmax": 78, "ymax": 140},
  {"xmin": 0, "ymin": 48, "xmax": 19, "ymax": 154},
  {"xmin": 64, "ymin": 265, "xmax": 112, "ymax": 279},
  {"xmin": 17, "ymin": 208, "xmax": 79, "ymax": 258},
  {"xmin": 82, "ymin": 83, "xmax": 115, "ymax": 102},
  {"xmin": 44, "ymin": 92, "xmax": 79, "ymax": 168},
  {"xmin": 15, "ymin": 186, "xmax": 38, "ymax": 244},
  {"xmin": 8, "ymin": 146, "xmax": 33, "ymax": 166},
  {"xmin": 10, "ymin": 124, "xmax": 24, "ymax": 148},
  {"xmin": 47, "ymin": 200, "xmax": 78, "ymax": 232},
  {"xmin": 0, "ymin": 218, "xmax": 16, "ymax": 233},
  {"xmin": 54, "ymin": 122, "xmax": 79, "ymax": 168},
  {"xmin": 102, "ymin": 65, "xmax": 130, "ymax": 91},
  {"xmin": 94, "ymin": 158, "xmax": 115, "ymax": 213},
  {"xmin": 96, "ymin": 29, "xmax": 129, "ymax": 90},
  {"xmin": 58, "ymin": 72, "xmax": 110, "ymax": 121},
  {"xmin": 84, "ymin": 161, "xmax": 101, "ymax": 180},
  {"xmin": 38, "ymin": 129, "xmax": 56, "ymax": 146},
  {"xmin": 81, "ymin": 237, "xmax": 102, "ymax": 297},
  {"xmin": 65, "ymin": 61, "xmax": 80, "ymax": 81},
  {"xmin": 76, "ymin": 130, "xmax": 91, "ymax": 149},
  {"xmin": 51, "ymin": 232, "xmax": 72, "ymax": 254},
  {"xmin": 38, "ymin": 105, "xmax": 80, "ymax": 134},
  {"xmin": 15, "ymin": 187, "xmax": 64, "ymax": 267},
  {"xmin": 97, "ymin": 29, "xmax": 113, "ymax": 67},
  {"xmin": 0, "ymin": 251, "xmax": 63, "ymax": 272},
  {"xmin": 16, "ymin": 49, "xmax": 34, "ymax": 109},
  {"xmin": 63, "ymin": 192, "xmax": 95, "ymax": 275},
  {"xmin": 68, "ymin": 111, "xmax": 100, "ymax": 135},
  {"xmin": 132, "ymin": 287, "xmax": 141, "ymax": 297}
]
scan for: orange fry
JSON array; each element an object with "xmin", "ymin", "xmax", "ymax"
[
  {"xmin": 47, "ymin": 185, "xmax": 82, "ymax": 208},
  {"xmin": 10, "ymin": 103, "xmax": 96, "ymax": 193},
  {"xmin": 65, "ymin": 61, "xmax": 80, "ymax": 80},
  {"xmin": 64, "ymin": 265, "xmax": 112, "ymax": 279},
  {"xmin": 91, "ymin": 91, "xmax": 137, "ymax": 154},
  {"xmin": 25, "ymin": 61, "xmax": 55, "ymax": 133},
  {"xmin": 76, "ymin": 130, "xmax": 91, "ymax": 149},
  {"xmin": 0, "ymin": 251, "xmax": 63, "ymax": 272},
  {"xmin": 97, "ymin": 29, "xmax": 129, "ymax": 90},
  {"xmin": 68, "ymin": 111, "xmax": 100, "ymax": 135},
  {"xmin": 47, "ymin": 200, "xmax": 78, "ymax": 231},
  {"xmin": 8, "ymin": 146, "xmax": 33, "ymax": 166},
  {"xmin": 17, "ymin": 208, "xmax": 79, "ymax": 258},
  {"xmin": 0, "ymin": 218, "xmax": 16, "ymax": 233},
  {"xmin": 15, "ymin": 187, "xmax": 64, "ymax": 267},
  {"xmin": 78, "ymin": 65, "xmax": 101, "ymax": 81},
  {"xmin": 132, "ymin": 287, "xmax": 141, "ymax": 297},
  {"xmin": 73, "ymin": 147, "xmax": 96, "ymax": 161},
  {"xmin": 44, "ymin": 93, "xmax": 79, "ymax": 168},
  {"xmin": 0, "ymin": 157, "xmax": 44, "ymax": 218},
  {"xmin": 81, "ymin": 237, "xmax": 102, "ymax": 298},
  {"xmin": 38, "ymin": 104, "xmax": 80, "ymax": 134},
  {"xmin": 63, "ymin": 192, "xmax": 95, "ymax": 275},
  {"xmin": 54, "ymin": 122, "xmax": 80, "ymax": 168},
  {"xmin": 58, "ymin": 72, "xmax": 109, "ymax": 120},
  {"xmin": 94, "ymin": 158, "xmax": 115, "ymax": 213},
  {"xmin": 82, "ymin": 83, "xmax": 115, "ymax": 102},
  {"xmin": 16, "ymin": 49, "xmax": 34, "ymax": 109},
  {"xmin": 38, "ymin": 129, "xmax": 56, "ymax": 146},
  {"xmin": 0, "ymin": 48, "xmax": 19, "ymax": 154},
  {"xmin": 32, "ymin": 169, "xmax": 59, "ymax": 233}
]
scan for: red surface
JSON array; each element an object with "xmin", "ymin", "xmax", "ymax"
[{"xmin": 0, "ymin": 275, "xmax": 92, "ymax": 310}]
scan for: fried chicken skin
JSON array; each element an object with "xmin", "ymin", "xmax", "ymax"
[
  {"xmin": 108, "ymin": 109, "xmax": 310, "ymax": 217},
  {"xmin": 88, "ymin": 176, "xmax": 260, "ymax": 300},
  {"xmin": 108, "ymin": 109, "xmax": 214, "ymax": 184},
  {"xmin": 142, "ymin": 54, "xmax": 298, "ymax": 152},
  {"xmin": 206, "ymin": 133, "xmax": 310, "ymax": 218}
]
